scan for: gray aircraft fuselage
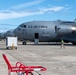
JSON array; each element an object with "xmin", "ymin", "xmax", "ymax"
[
  {"xmin": 14, "ymin": 20, "xmax": 76, "ymax": 44},
  {"xmin": 0, "ymin": 30, "xmax": 14, "ymax": 40}
]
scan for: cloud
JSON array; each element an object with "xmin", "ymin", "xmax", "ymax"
[
  {"xmin": 0, "ymin": 10, "xmax": 37, "ymax": 20},
  {"xmin": 39, "ymin": 6, "xmax": 64, "ymax": 13},
  {"xmin": 11, "ymin": 0, "xmax": 44, "ymax": 10},
  {"xmin": 0, "ymin": 6, "xmax": 64, "ymax": 20},
  {"xmin": 0, "ymin": 0, "xmax": 65, "ymax": 20}
]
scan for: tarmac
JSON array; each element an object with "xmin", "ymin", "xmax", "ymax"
[{"xmin": 0, "ymin": 41, "xmax": 76, "ymax": 75}]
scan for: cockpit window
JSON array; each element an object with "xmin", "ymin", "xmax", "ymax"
[
  {"xmin": 24, "ymin": 25, "xmax": 26, "ymax": 28},
  {"xmin": 19, "ymin": 24, "xmax": 26, "ymax": 28}
]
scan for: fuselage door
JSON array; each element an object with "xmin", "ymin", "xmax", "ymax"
[
  {"xmin": 34, "ymin": 33, "xmax": 39, "ymax": 44},
  {"xmin": 34, "ymin": 33, "xmax": 39, "ymax": 39}
]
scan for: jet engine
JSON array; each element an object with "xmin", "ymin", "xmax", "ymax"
[{"xmin": 55, "ymin": 24, "xmax": 76, "ymax": 35}]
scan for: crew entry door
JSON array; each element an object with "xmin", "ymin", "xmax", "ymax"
[{"xmin": 34, "ymin": 33, "xmax": 39, "ymax": 44}]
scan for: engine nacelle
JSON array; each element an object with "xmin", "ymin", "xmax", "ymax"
[{"xmin": 55, "ymin": 25, "xmax": 73, "ymax": 35}]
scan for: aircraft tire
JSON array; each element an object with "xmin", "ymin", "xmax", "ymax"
[
  {"xmin": 15, "ymin": 47, "xmax": 17, "ymax": 49},
  {"xmin": 23, "ymin": 41, "xmax": 26, "ymax": 45},
  {"xmin": 6, "ymin": 47, "xmax": 9, "ymax": 49}
]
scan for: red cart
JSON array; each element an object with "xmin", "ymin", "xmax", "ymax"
[{"xmin": 2, "ymin": 54, "xmax": 47, "ymax": 75}]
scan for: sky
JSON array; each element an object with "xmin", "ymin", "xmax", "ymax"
[{"xmin": 0, "ymin": 0, "xmax": 76, "ymax": 32}]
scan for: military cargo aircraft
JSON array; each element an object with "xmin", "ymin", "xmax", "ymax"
[
  {"xmin": 14, "ymin": 20, "xmax": 76, "ymax": 45},
  {"xmin": 4, "ymin": 29, "xmax": 14, "ymax": 37},
  {"xmin": 0, "ymin": 29, "xmax": 14, "ymax": 40},
  {"xmin": 0, "ymin": 32, "xmax": 5, "ymax": 40}
]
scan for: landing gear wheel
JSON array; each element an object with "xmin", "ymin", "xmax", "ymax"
[
  {"xmin": 15, "ymin": 47, "xmax": 17, "ymax": 49},
  {"xmin": 22, "ymin": 41, "xmax": 26, "ymax": 45},
  {"xmin": 6, "ymin": 47, "xmax": 9, "ymax": 49}
]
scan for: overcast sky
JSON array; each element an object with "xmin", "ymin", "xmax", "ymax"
[{"xmin": 0, "ymin": 0, "xmax": 76, "ymax": 32}]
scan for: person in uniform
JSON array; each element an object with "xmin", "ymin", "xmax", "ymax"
[{"xmin": 60, "ymin": 39, "xmax": 65, "ymax": 49}]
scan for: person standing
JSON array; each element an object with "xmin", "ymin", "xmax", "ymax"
[{"xmin": 60, "ymin": 39, "xmax": 65, "ymax": 49}]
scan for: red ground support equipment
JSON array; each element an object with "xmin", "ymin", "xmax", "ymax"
[{"xmin": 2, "ymin": 54, "xmax": 47, "ymax": 75}]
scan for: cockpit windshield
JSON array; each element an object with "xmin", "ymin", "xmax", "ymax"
[{"xmin": 19, "ymin": 24, "xmax": 26, "ymax": 28}]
